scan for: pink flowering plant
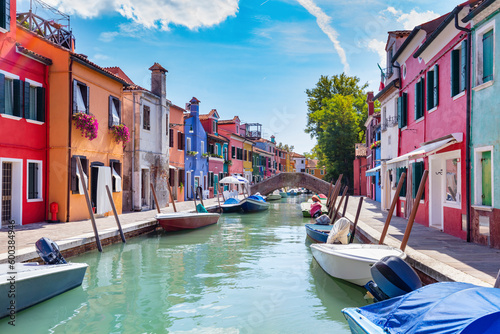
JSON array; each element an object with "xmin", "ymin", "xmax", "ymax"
[
  {"xmin": 110, "ymin": 124, "xmax": 130, "ymax": 147},
  {"xmin": 73, "ymin": 112, "xmax": 98, "ymax": 140}
]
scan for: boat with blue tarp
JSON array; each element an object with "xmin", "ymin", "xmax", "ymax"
[
  {"xmin": 240, "ymin": 194, "xmax": 269, "ymax": 213},
  {"xmin": 220, "ymin": 197, "xmax": 243, "ymax": 213}
]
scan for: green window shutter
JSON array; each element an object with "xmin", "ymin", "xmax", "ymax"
[
  {"xmin": 412, "ymin": 162, "xmax": 425, "ymax": 199},
  {"xmin": 23, "ymin": 81, "xmax": 30, "ymax": 119},
  {"xmin": 482, "ymin": 30, "xmax": 494, "ymax": 83},
  {"xmin": 460, "ymin": 40, "xmax": 467, "ymax": 92},
  {"xmin": 481, "ymin": 151, "xmax": 492, "ymax": 206},
  {"xmin": 433, "ymin": 64, "xmax": 439, "ymax": 107},
  {"xmin": 451, "ymin": 49, "xmax": 460, "ymax": 96},
  {"xmin": 397, "ymin": 96, "xmax": 402, "ymax": 128},
  {"xmin": 403, "ymin": 92, "xmax": 408, "ymax": 127},
  {"xmin": 13, "ymin": 79, "xmax": 22, "ymax": 117},
  {"xmin": 36, "ymin": 87, "xmax": 45, "ymax": 122},
  {"xmin": 0, "ymin": 73, "xmax": 5, "ymax": 114},
  {"xmin": 426, "ymin": 71, "xmax": 434, "ymax": 110},
  {"xmin": 414, "ymin": 81, "xmax": 418, "ymax": 120}
]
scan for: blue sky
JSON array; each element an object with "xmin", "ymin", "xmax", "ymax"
[{"xmin": 22, "ymin": 0, "xmax": 462, "ymax": 154}]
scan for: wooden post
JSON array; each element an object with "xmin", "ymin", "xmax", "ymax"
[
  {"xmin": 334, "ymin": 186, "xmax": 348, "ymax": 220},
  {"xmin": 328, "ymin": 175, "xmax": 342, "ymax": 208},
  {"xmin": 400, "ymin": 170, "xmax": 428, "ymax": 252},
  {"xmin": 150, "ymin": 183, "xmax": 161, "ymax": 214},
  {"xmin": 349, "ymin": 197, "xmax": 364, "ymax": 244},
  {"xmin": 328, "ymin": 181, "xmax": 342, "ymax": 220},
  {"xmin": 326, "ymin": 178, "xmax": 334, "ymax": 206},
  {"xmin": 495, "ymin": 269, "xmax": 500, "ymax": 289},
  {"xmin": 197, "ymin": 186, "xmax": 205, "ymax": 207},
  {"xmin": 379, "ymin": 172, "xmax": 406, "ymax": 245},
  {"xmin": 191, "ymin": 186, "xmax": 197, "ymax": 209},
  {"xmin": 216, "ymin": 183, "xmax": 222, "ymax": 213},
  {"xmin": 221, "ymin": 184, "xmax": 226, "ymax": 202},
  {"xmin": 105, "ymin": 185, "xmax": 126, "ymax": 243},
  {"xmin": 342, "ymin": 193, "xmax": 350, "ymax": 217},
  {"xmin": 76, "ymin": 157, "xmax": 102, "ymax": 252},
  {"xmin": 167, "ymin": 182, "xmax": 177, "ymax": 212}
]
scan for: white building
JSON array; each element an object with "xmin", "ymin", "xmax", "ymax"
[{"xmin": 292, "ymin": 153, "xmax": 306, "ymax": 173}]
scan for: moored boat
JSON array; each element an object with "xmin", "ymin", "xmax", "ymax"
[
  {"xmin": 288, "ymin": 189, "xmax": 299, "ymax": 196},
  {"xmin": 279, "ymin": 191, "xmax": 288, "ymax": 198},
  {"xmin": 305, "ymin": 223, "xmax": 333, "ymax": 243},
  {"xmin": 220, "ymin": 197, "xmax": 243, "ymax": 213},
  {"xmin": 301, "ymin": 202, "xmax": 328, "ymax": 217},
  {"xmin": 156, "ymin": 212, "xmax": 220, "ymax": 231},
  {"xmin": 240, "ymin": 194, "xmax": 270, "ymax": 213},
  {"xmin": 310, "ymin": 244, "xmax": 405, "ymax": 286},
  {"xmin": 266, "ymin": 190, "xmax": 282, "ymax": 201}
]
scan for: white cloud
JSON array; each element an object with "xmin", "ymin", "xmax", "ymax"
[
  {"xmin": 382, "ymin": 6, "xmax": 439, "ymax": 30},
  {"xmin": 99, "ymin": 31, "xmax": 119, "ymax": 42},
  {"xmin": 367, "ymin": 38, "xmax": 386, "ymax": 68},
  {"xmin": 296, "ymin": 0, "xmax": 349, "ymax": 73},
  {"xmin": 44, "ymin": 0, "xmax": 239, "ymax": 30}
]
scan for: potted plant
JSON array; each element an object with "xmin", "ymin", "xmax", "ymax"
[
  {"xmin": 187, "ymin": 151, "xmax": 198, "ymax": 156},
  {"xmin": 73, "ymin": 112, "xmax": 98, "ymax": 140},
  {"xmin": 109, "ymin": 124, "xmax": 130, "ymax": 147}
]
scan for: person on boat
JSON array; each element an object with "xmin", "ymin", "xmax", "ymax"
[
  {"xmin": 311, "ymin": 195, "xmax": 320, "ymax": 203},
  {"xmin": 310, "ymin": 202, "xmax": 322, "ymax": 218}
]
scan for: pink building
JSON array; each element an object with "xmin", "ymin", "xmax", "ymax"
[
  {"xmin": 389, "ymin": 7, "xmax": 469, "ymax": 239},
  {"xmin": 218, "ymin": 116, "xmax": 245, "ymax": 176}
]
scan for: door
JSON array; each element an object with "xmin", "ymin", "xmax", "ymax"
[
  {"xmin": 214, "ymin": 175, "xmax": 218, "ymax": 195},
  {"xmin": 482, "ymin": 151, "xmax": 492, "ymax": 206},
  {"xmin": 186, "ymin": 172, "xmax": 192, "ymax": 199},
  {"xmin": 194, "ymin": 176, "xmax": 200, "ymax": 198},
  {"xmin": 429, "ymin": 156, "xmax": 444, "ymax": 230},
  {"xmin": 141, "ymin": 169, "xmax": 150, "ymax": 208},
  {"xmin": 1, "ymin": 162, "xmax": 12, "ymax": 226}
]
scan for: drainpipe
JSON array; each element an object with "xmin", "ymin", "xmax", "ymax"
[
  {"xmin": 455, "ymin": 12, "xmax": 472, "ymax": 243},
  {"xmin": 131, "ymin": 92, "xmax": 136, "ymax": 210},
  {"xmin": 44, "ymin": 63, "xmax": 49, "ymax": 221},
  {"xmin": 66, "ymin": 58, "xmax": 73, "ymax": 223}
]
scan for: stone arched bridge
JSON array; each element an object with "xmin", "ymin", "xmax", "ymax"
[{"xmin": 250, "ymin": 172, "xmax": 331, "ymax": 195}]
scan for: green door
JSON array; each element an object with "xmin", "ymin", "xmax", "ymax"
[
  {"xmin": 214, "ymin": 175, "xmax": 218, "ymax": 195},
  {"xmin": 481, "ymin": 151, "xmax": 492, "ymax": 206}
]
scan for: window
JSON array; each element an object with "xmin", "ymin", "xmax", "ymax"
[
  {"xmin": 178, "ymin": 169, "xmax": 184, "ymax": 187},
  {"xmin": 482, "ymin": 29, "xmax": 494, "ymax": 83},
  {"xmin": 232, "ymin": 146, "xmax": 236, "ymax": 159},
  {"xmin": 169, "ymin": 168, "xmax": 175, "ymax": 187},
  {"xmin": 426, "ymin": 65, "xmax": 439, "ymax": 110},
  {"xmin": 110, "ymin": 159, "xmax": 122, "ymax": 192},
  {"xmin": 169, "ymin": 129, "xmax": 174, "ymax": 147},
  {"xmin": 451, "ymin": 41, "xmax": 467, "ymax": 96},
  {"xmin": 397, "ymin": 92, "xmax": 408, "ymax": 128},
  {"xmin": 475, "ymin": 148, "xmax": 493, "ymax": 206},
  {"xmin": 177, "ymin": 132, "xmax": 184, "ymax": 150},
  {"xmin": 476, "ymin": 24, "xmax": 495, "ymax": 86},
  {"xmin": 73, "ymin": 80, "xmax": 89, "ymax": 114},
  {"xmin": 143, "ymin": 105, "xmax": 150, "ymax": 130},
  {"xmin": 215, "ymin": 144, "xmax": 219, "ymax": 156},
  {"xmin": 0, "ymin": 0, "xmax": 10, "ymax": 31},
  {"xmin": 306, "ymin": 169, "xmax": 309, "ymax": 174},
  {"xmin": 209, "ymin": 172, "xmax": 214, "ymax": 187},
  {"xmin": 108, "ymin": 96, "xmax": 121, "ymax": 127},
  {"xmin": 201, "ymin": 140, "xmax": 205, "ymax": 154},
  {"xmin": 412, "ymin": 161, "xmax": 425, "ymax": 199},
  {"xmin": 213, "ymin": 120, "xmax": 217, "ymax": 133},
  {"xmin": 187, "ymin": 137, "xmax": 192, "ymax": 152},
  {"xmin": 244, "ymin": 150, "xmax": 247, "ymax": 161},
  {"xmin": 71, "ymin": 155, "xmax": 89, "ymax": 194},
  {"xmin": 27, "ymin": 161, "xmax": 42, "ymax": 200},
  {"xmin": 396, "ymin": 167, "xmax": 407, "ymax": 197},
  {"xmin": 414, "ymin": 78, "xmax": 425, "ymax": 120},
  {"xmin": 445, "ymin": 158, "xmax": 460, "ymax": 204}
]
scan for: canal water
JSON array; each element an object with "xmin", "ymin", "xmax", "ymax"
[{"xmin": 1, "ymin": 195, "xmax": 370, "ymax": 333}]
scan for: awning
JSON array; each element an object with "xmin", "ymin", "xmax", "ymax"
[
  {"xmin": 365, "ymin": 165, "xmax": 381, "ymax": 177},
  {"xmin": 169, "ymin": 165, "xmax": 177, "ymax": 169},
  {"xmin": 386, "ymin": 133, "xmax": 463, "ymax": 168}
]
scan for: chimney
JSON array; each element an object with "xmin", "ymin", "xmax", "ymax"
[
  {"xmin": 367, "ymin": 91, "xmax": 374, "ymax": 116},
  {"xmin": 189, "ymin": 97, "xmax": 200, "ymax": 117},
  {"xmin": 270, "ymin": 135, "xmax": 275, "ymax": 143},
  {"xmin": 149, "ymin": 63, "xmax": 168, "ymax": 98}
]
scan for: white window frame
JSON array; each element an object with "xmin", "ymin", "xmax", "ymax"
[
  {"xmin": 26, "ymin": 79, "xmax": 43, "ymax": 124},
  {"xmin": 201, "ymin": 140, "xmax": 205, "ymax": 154},
  {"xmin": 187, "ymin": 137, "xmax": 192, "ymax": 152},
  {"xmin": 0, "ymin": 70, "xmax": 19, "ymax": 119},
  {"xmin": 474, "ymin": 20, "xmax": 495, "ymax": 89},
  {"xmin": 473, "ymin": 146, "xmax": 494, "ymax": 208},
  {"xmin": 440, "ymin": 151, "xmax": 461, "ymax": 209},
  {"xmin": 26, "ymin": 160, "xmax": 43, "ymax": 202}
]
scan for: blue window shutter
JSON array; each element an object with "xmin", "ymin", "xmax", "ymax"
[
  {"xmin": 460, "ymin": 40, "xmax": 467, "ymax": 91},
  {"xmin": 36, "ymin": 87, "xmax": 45, "ymax": 122},
  {"xmin": 0, "ymin": 0, "xmax": 10, "ymax": 31},
  {"xmin": 0, "ymin": 73, "xmax": 5, "ymax": 114},
  {"xmin": 13, "ymin": 79, "xmax": 22, "ymax": 117},
  {"xmin": 483, "ymin": 30, "xmax": 494, "ymax": 82},
  {"xmin": 451, "ymin": 49, "xmax": 460, "ymax": 96},
  {"xmin": 402, "ymin": 92, "xmax": 408, "ymax": 127},
  {"xmin": 433, "ymin": 64, "xmax": 439, "ymax": 107},
  {"xmin": 24, "ymin": 81, "xmax": 30, "ymax": 119}
]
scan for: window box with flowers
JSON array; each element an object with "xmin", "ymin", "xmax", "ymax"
[
  {"xmin": 187, "ymin": 151, "xmax": 198, "ymax": 156},
  {"xmin": 202, "ymin": 152, "xmax": 209, "ymax": 158},
  {"xmin": 73, "ymin": 112, "xmax": 98, "ymax": 140},
  {"xmin": 224, "ymin": 160, "xmax": 232, "ymax": 166},
  {"xmin": 210, "ymin": 153, "xmax": 223, "ymax": 159},
  {"xmin": 370, "ymin": 140, "xmax": 381, "ymax": 150},
  {"xmin": 109, "ymin": 124, "xmax": 130, "ymax": 147}
]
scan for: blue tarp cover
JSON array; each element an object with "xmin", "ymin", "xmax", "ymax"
[
  {"xmin": 357, "ymin": 282, "xmax": 500, "ymax": 334},
  {"xmin": 224, "ymin": 198, "xmax": 240, "ymax": 205},
  {"xmin": 248, "ymin": 195, "xmax": 265, "ymax": 202}
]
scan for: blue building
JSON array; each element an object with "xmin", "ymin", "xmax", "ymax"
[{"xmin": 184, "ymin": 97, "xmax": 208, "ymax": 200}]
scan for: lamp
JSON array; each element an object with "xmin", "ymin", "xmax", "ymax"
[
  {"xmin": 169, "ymin": 123, "xmax": 183, "ymax": 128},
  {"xmin": 189, "ymin": 125, "xmax": 194, "ymax": 134}
]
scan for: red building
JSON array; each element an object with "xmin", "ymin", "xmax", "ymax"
[
  {"xmin": 353, "ymin": 144, "xmax": 367, "ymax": 196},
  {"xmin": 0, "ymin": 2, "xmax": 51, "ymax": 225}
]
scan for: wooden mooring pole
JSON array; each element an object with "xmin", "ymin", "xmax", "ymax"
[
  {"xmin": 105, "ymin": 185, "xmax": 126, "ymax": 243},
  {"xmin": 400, "ymin": 170, "xmax": 428, "ymax": 252},
  {"xmin": 150, "ymin": 183, "xmax": 161, "ymax": 214},
  {"xmin": 167, "ymin": 182, "xmax": 177, "ymax": 212},
  {"xmin": 349, "ymin": 197, "xmax": 364, "ymax": 244},
  {"xmin": 379, "ymin": 172, "xmax": 406, "ymax": 245}
]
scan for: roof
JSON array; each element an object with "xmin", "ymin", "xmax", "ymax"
[
  {"xmin": 207, "ymin": 133, "xmax": 229, "ymax": 143},
  {"xmin": 199, "ymin": 109, "xmax": 219, "ymax": 121},
  {"xmin": 355, "ymin": 143, "xmax": 367, "ymax": 157},
  {"xmin": 105, "ymin": 67, "xmax": 149, "ymax": 91},
  {"xmin": 373, "ymin": 80, "xmax": 398, "ymax": 101},
  {"xmin": 218, "ymin": 116, "xmax": 240, "ymax": 124},
  {"xmin": 290, "ymin": 152, "xmax": 305, "ymax": 158},
  {"xmin": 15, "ymin": 43, "xmax": 53, "ymax": 65},
  {"xmin": 254, "ymin": 147, "xmax": 273, "ymax": 156},
  {"xmin": 387, "ymin": 30, "xmax": 412, "ymax": 36},
  {"xmin": 306, "ymin": 159, "xmax": 319, "ymax": 168},
  {"xmin": 149, "ymin": 62, "xmax": 168, "ymax": 73},
  {"xmin": 391, "ymin": 13, "xmax": 448, "ymax": 64},
  {"xmin": 463, "ymin": 0, "xmax": 494, "ymax": 22},
  {"xmin": 71, "ymin": 53, "xmax": 130, "ymax": 86}
]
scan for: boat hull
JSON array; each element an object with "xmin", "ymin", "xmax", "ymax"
[
  {"xmin": 266, "ymin": 194, "xmax": 281, "ymax": 201},
  {"xmin": 240, "ymin": 198, "xmax": 270, "ymax": 213},
  {"xmin": 156, "ymin": 212, "xmax": 220, "ymax": 231},
  {"xmin": 305, "ymin": 224, "xmax": 332, "ymax": 243},
  {"xmin": 0, "ymin": 262, "xmax": 88, "ymax": 319},
  {"xmin": 220, "ymin": 203, "xmax": 243, "ymax": 213},
  {"xmin": 300, "ymin": 202, "xmax": 327, "ymax": 217},
  {"xmin": 310, "ymin": 244, "xmax": 406, "ymax": 286},
  {"xmin": 279, "ymin": 192, "xmax": 288, "ymax": 198}
]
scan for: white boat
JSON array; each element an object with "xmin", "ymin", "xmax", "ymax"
[
  {"xmin": 0, "ymin": 262, "xmax": 88, "ymax": 318},
  {"xmin": 310, "ymin": 244, "xmax": 405, "ymax": 286}
]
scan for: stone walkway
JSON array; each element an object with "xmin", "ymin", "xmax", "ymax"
[{"xmin": 0, "ymin": 194, "xmax": 498, "ymax": 286}]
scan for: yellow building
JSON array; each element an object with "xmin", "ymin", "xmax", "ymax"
[{"xmin": 243, "ymin": 140, "xmax": 254, "ymax": 182}]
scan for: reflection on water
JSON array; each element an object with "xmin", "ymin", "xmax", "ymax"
[{"xmin": 0, "ymin": 195, "xmax": 368, "ymax": 333}]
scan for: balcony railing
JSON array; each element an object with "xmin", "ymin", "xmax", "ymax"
[{"xmin": 17, "ymin": 11, "xmax": 73, "ymax": 50}]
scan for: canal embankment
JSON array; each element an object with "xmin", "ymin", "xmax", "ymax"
[{"xmin": 0, "ymin": 195, "xmax": 497, "ymax": 287}]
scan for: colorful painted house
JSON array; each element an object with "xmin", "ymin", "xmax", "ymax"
[
  {"xmin": 365, "ymin": 92, "xmax": 382, "ymax": 202},
  {"xmin": 388, "ymin": 7, "xmax": 469, "ymax": 238},
  {"xmin": 292, "ymin": 153, "xmax": 306, "ymax": 173},
  {"xmin": 184, "ymin": 97, "xmax": 208, "ymax": 200},
  {"xmin": 0, "ymin": 1, "xmax": 51, "ymax": 225},
  {"xmin": 218, "ymin": 116, "xmax": 245, "ymax": 177},
  {"xmin": 200, "ymin": 108, "xmax": 229, "ymax": 197},
  {"xmin": 108, "ymin": 63, "xmax": 170, "ymax": 211},
  {"xmin": 242, "ymin": 138, "xmax": 254, "ymax": 183},
  {"xmin": 252, "ymin": 147, "xmax": 272, "ymax": 182},
  {"xmin": 306, "ymin": 159, "xmax": 326, "ymax": 179},
  {"xmin": 463, "ymin": 1, "xmax": 500, "ymax": 248},
  {"xmin": 255, "ymin": 137, "xmax": 276, "ymax": 176},
  {"xmin": 353, "ymin": 143, "xmax": 368, "ymax": 196},
  {"xmin": 168, "ymin": 104, "xmax": 186, "ymax": 202}
]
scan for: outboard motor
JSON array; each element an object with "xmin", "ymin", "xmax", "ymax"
[
  {"xmin": 365, "ymin": 255, "xmax": 422, "ymax": 302},
  {"xmin": 35, "ymin": 237, "xmax": 67, "ymax": 265}
]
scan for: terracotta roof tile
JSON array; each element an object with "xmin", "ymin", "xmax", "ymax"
[{"xmin": 71, "ymin": 53, "xmax": 129, "ymax": 86}]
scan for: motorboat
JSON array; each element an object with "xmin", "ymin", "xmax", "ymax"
[
  {"xmin": 310, "ymin": 243, "xmax": 405, "ymax": 286},
  {"xmin": 305, "ymin": 223, "xmax": 332, "ymax": 243},
  {"xmin": 0, "ymin": 237, "xmax": 88, "ymax": 319},
  {"xmin": 156, "ymin": 212, "xmax": 220, "ymax": 231},
  {"xmin": 300, "ymin": 201, "xmax": 327, "ymax": 217},
  {"xmin": 240, "ymin": 194, "xmax": 270, "ymax": 213},
  {"xmin": 266, "ymin": 190, "xmax": 282, "ymax": 201},
  {"xmin": 220, "ymin": 197, "xmax": 243, "ymax": 213},
  {"xmin": 342, "ymin": 282, "xmax": 500, "ymax": 334},
  {"xmin": 279, "ymin": 191, "xmax": 288, "ymax": 198},
  {"xmin": 288, "ymin": 189, "xmax": 299, "ymax": 196}
]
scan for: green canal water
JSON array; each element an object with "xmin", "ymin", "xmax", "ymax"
[{"xmin": 1, "ymin": 196, "xmax": 370, "ymax": 333}]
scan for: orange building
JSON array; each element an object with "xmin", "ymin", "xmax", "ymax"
[
  {"xmin": 168, "ymin": 104, "xmax": 186, "ymax": 202},
  {"xmin": 15, "ymin": 13, "xmax": 129, "ymax": 221},
  {"xmin": 306, "ymin": 159, "xmax": 326, "ymax": 180}
]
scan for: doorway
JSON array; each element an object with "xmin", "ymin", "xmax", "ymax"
[
  {"xmin": 1, "ymin": 160, "xmax": 22, "ymax": 226},
  {"xmin": 141, "ymin": 168, "xmax": 150, "ymax": 208}
]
